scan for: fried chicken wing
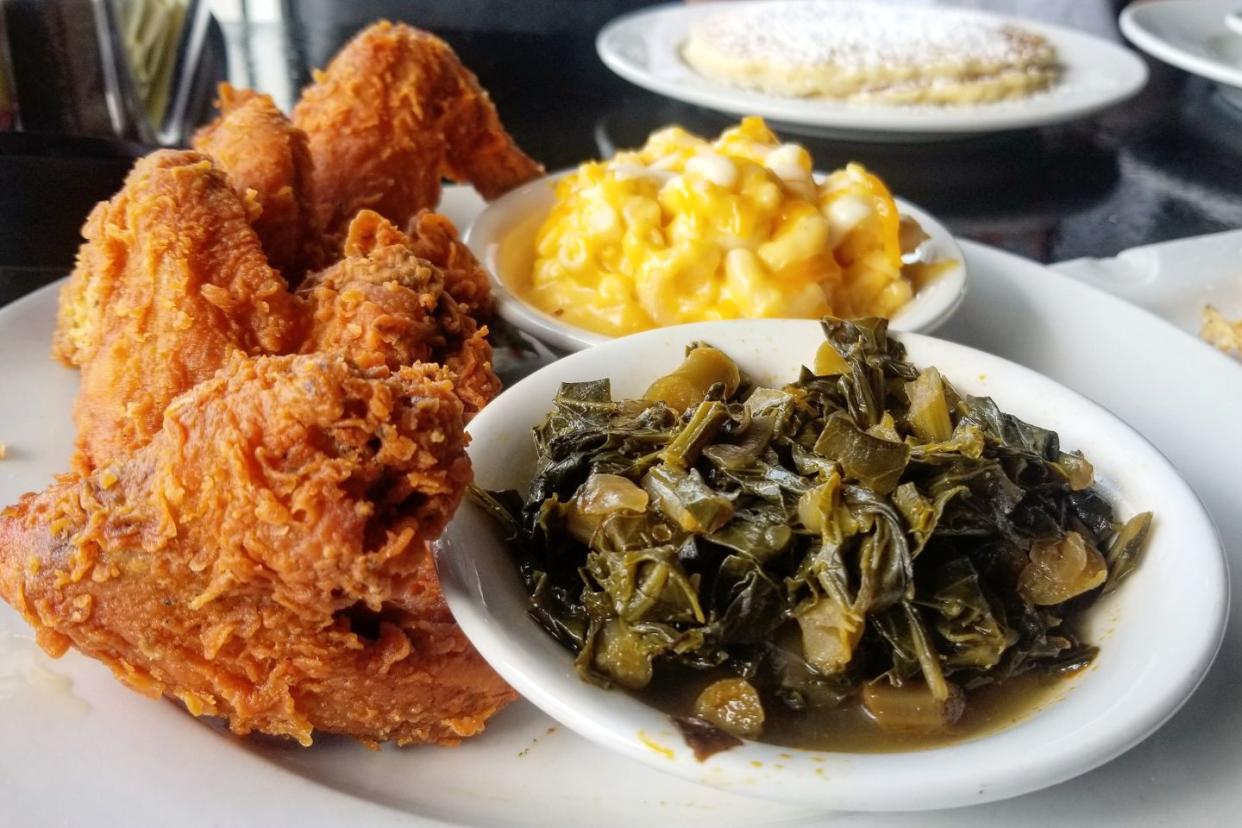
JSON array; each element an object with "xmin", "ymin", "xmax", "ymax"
[
  {"xmin": 0, "ymin": 353, "xmax": 514, "ymax": 745},
  {"xmin": 53, "ymin": 150, "xmax": 304, "ymax": 470},
  {"xmin": 299, "ymin": 211, "xmax": 501, "ymax": 417},
  {"xmin": 292, "ymin": 21, "xmax": 543, "ymax": 250},
  {"xmin": 192, "ymin": 84, "xmax": 317, "ymax": 280}
]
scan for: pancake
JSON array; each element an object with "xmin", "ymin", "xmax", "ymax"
[{"xmin": 682, "ymin": 1, "xmax": 1059, "ymax": 106}]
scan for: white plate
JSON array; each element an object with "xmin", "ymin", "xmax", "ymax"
[
  {"xmin": 463, "ymin": 170, "xmax": 967, "ymax": 352},
  {"xmin": 1052, "ymin": 228, "xmax": 1242, "ymax": 342},
  {"xmin": 437, "ymin": 318, "xmax": 1226, "ymax": 811},
  {"xmin": 596, "ymin": 1, "xmax": 1149, "ymax": 140},
  {"xmin": 2, "ymin": 192, "xmax": 1242, "ymax": 826},
  {"xmin": 1121, "ymin": 0, "xmax": 1242, "ymax": 108}
]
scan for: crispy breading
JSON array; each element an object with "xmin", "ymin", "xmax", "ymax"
[
  {"xmin": 52, "ymin": 166, "xmax": 498, "ymax": 469},
  {"xmin": 52, "ymin": 150, "xmax": 304, "ymax": 470},
  {"xmin": 22, "ymin": 19, "xmax": 532, "ymax": 749},
  {"xmin": 0, "ymin": 353, "xmax": 514, "ymax": 745},
  {"xmin": 332, "ymin": 205, "xmax": 495, "ymax": 318},
  {"xmin": 1202, "ymin": 305, "xmax": 1242, "ymax": 357},
  {"xmin": 192, "ymin": 84, "xmax": 318, "ymax": 280},
  {"xmin": 405, "ymin": 209, "xmax": 494, "ymax": 318},
  {"xmin": 292, "ymin": 21, "xmax": 543, "ymax": 251},
  {"xmin": 299, "ymin": 211, "xmax": 501, "ymax": 418}
]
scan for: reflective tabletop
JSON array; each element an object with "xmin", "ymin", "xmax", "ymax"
[{"xmin": 1, "ymin": 0, "xmax": 1240, "ymax": 308}]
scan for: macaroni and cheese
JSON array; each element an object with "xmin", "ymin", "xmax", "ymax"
[{"xmin": 526, "ymin": 117, "xmax": 922, "ymax": 337}]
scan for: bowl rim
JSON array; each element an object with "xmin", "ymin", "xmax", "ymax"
[
  {"xmin": 463, "ymin": 168, "xmax": 968, "ymax": 352},
  {"xmin": 434, "ymin": 318, "xmax": 1229, "ymax": 811}
]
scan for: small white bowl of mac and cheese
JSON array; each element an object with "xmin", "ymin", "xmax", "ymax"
[{"xmin": 465, "ymin": 117, "xmax": 967, "ymax": 352}]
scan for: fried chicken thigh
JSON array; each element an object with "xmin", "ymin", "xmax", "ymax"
[
  {"xmin": 192, "ymin": 85, "xmax": 317, "ymax": 279},
  {"xmin": 293, "ymin": 21, "xmax": 544, "ymax": 250},
  {"xmin": 0, "ymin": 353, "xmax": 514, "ymax": 745}
]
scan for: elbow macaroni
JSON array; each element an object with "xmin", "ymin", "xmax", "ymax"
[{"xmin": 527, "ymin": 117, "xmax": 916, "ymax": 337}]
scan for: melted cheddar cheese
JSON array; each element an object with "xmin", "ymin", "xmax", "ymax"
[{"xmin": 526, "ymin": 117, "xmax": 917, "ymax": 337}]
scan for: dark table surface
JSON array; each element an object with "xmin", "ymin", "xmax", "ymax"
[{"xmin": 2, "ymin": 2, "xmax": 1241, "ymax": 310}]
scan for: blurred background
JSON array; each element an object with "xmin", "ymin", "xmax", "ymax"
[
  {"xmin": 0, "ymin": 0, "xmax": 1238, "ymax": 303},
  {"xmin": 0, "ymin": 1, "xmax": 1135, "ymax": 150}
]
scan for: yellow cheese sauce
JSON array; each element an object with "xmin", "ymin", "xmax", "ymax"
[{"xmin": 525, "ymin": 117, "xmax": 932, "ymax": 337}]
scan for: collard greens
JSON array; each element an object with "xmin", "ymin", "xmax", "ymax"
[{"xmin": 475, "ymin": 318, "xmax": 1151, "ymax": 735}]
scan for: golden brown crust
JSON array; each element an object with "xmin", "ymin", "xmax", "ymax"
[
  {"xmin": 292, "ymin": 21, "xmax": 543, "ymax": 254},
  {"xmin": 25, "ymin": 21, "xmax": 524, "ymax": 749},
  {"xmin": 299, "ymin": 211, "xmax": 501, "ymax": 419},
  {"xmin": 0, "ymin": 353, "xmax": 512, "ymax": 746},
  {"xmin": 193, "ymin": 84, "xmax": 318, "ymax": 281},
  {"xmin": 52, "ymin": 150, "xmax": 304, "ymax": 470},
  {"xmin": 51, "ymin": 171, "xmax": 497, "ymax": 470},
  {"xmin": 405, "ymin": 209, "xmax": 494, "ymax": 318}
]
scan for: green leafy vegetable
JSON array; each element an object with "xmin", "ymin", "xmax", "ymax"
[{"xmin": 477, "ymin": 319, "xmax": 1152, "ymax": 747}]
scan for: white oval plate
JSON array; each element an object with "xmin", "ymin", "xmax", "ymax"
[
  {"xmin": 4, "ymin": 189, "xmax": 1242, "ymax": 827},
  {"xmin": 596, "ymin": 1, "xmax": 1149, "ymax": 140},
  {"xmin": 1121, "ymin": 0, "xmax": 1242, "ymax": 107},
  {"xmin": 463, "ymin": 170, "xmax": 967, "ymax": 352},
  {"xmin": 435, "ymin": 318, "xmax": 1227, "ymax": 811}
]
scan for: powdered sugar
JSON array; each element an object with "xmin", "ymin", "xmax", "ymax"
[{"xmin": 690, "ymin": 1, "xmax": 1047, "ymax": 71}]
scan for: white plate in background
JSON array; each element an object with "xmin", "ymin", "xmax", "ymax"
[
  {"xmin": 1052, "ymin": 228, "xmax": 1242, "ymax": 341},
  {"xmin": 1121, "ymin": 0, "xmax": 1242, "ymax": 109},
  {"xmin": 1227, "ymin": 9, "xmax": 1242, "ymax": 36},
  {"xmin": 596, "ymin": 1, "xmax": 1148, "ymax": 140}
]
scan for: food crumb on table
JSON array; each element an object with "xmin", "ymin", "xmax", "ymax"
[{"xmin": 1201, "ymin": 306, "xmax": 1242, "ymax": 357}]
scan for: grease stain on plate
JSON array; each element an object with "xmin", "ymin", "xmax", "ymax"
[{"xmin": 0, "ymin": 631, "xmax": 89, "ymax": 714}]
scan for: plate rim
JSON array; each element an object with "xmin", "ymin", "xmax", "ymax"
[{"xmin": 1120, "ymin": 0, "xmax": 1242, "ymax": 90}]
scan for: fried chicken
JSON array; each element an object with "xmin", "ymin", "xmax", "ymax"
[
  {"xmin": 324, "ymin": 205, "xmax": 494, "ymax": 318},
  {"xmin": 185, "ymin": 23, "xmax": 523, "ymax": 299},
  {"xmin": 0, "ymin": 353, "xmax": 515, "ymax": 745},
  {"xmin": 292, "ymin": 21, "xmax": 543, "ymax": 251},
  {"xmin": 21, "ymin": 18, "xmax": 534, "ymax": 749},
  {"xmin": 300, "ymin": 210, "xmax": 501, "ymax": 418},
  {"xmin": 192, "ymin": 84, "xmax": 317, "ymax": 280},
  {"xmin": 405, "ymin": 209, "xmax": 494, "ymax": 318},
  {"xmin": 39, "ymin": 178, "xmax": 508, "ymax": 745},
  {"xmin": 53, "ymin": 150, "xmax": 304, "ymax": 470},
  {"xmin": 53, "ymin": 157, "xmax": 500, "ymax": 470}
]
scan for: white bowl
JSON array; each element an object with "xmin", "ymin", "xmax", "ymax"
[
  {"xmin": 435, "ymin": 319, "xmax": 1228, "ymax": 811},
  {"xmin": 463, "ymin": 171, "xmax": 967, "ymax": 352}
]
